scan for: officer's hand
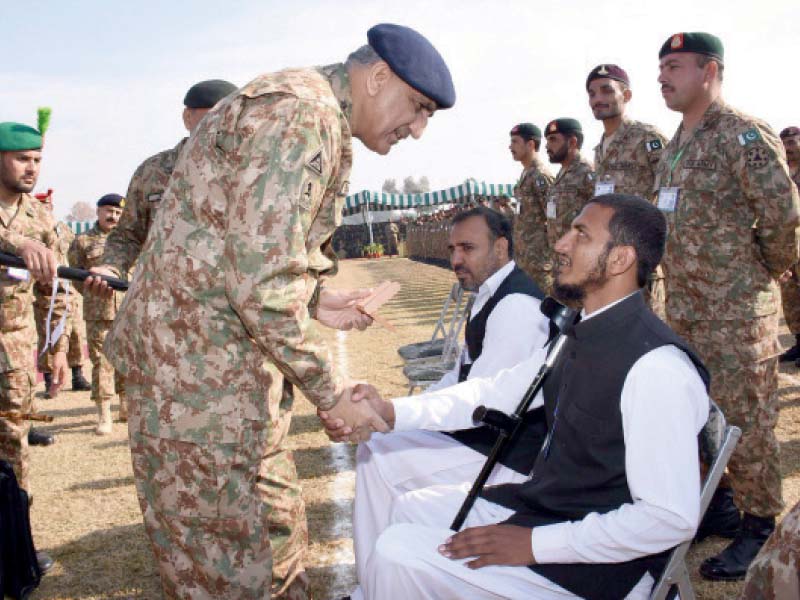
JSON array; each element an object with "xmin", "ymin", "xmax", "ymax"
[
  {"xmin": 779, "ymin": 269, "xmax": 795, "ymax": 284},
  {"xmin": 316, "ymin": 288, "xmax": 374, "ymax": 331},
  {"xmin": 439, "ymin": 524, "xmax": 536, "ymax": 568},
  {"xmin": 50, "ymin": 351, "xmax": 69, "ymax": 396},
  {"xmin": 85, "ymin": 267, "xmax": 116, "ymax": 299},
  {"xmin": 318, "ymin": 384, "xmax": 389, "ymax": 443},
  {"xmin": 19, "ymin": 240, "xmax": 58, "ymax": 283}
]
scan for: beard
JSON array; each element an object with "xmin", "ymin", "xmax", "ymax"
[
  {"xmin": 548, "ymin": 145, "xmax": 568, "ymax": 164},
  {"xmin": 553, "ymin": 245, "xmax": 612, "ymax": 305},
  {"xmin": 0, "ymin": 172, "xmax": 35, "ymax": 194}
]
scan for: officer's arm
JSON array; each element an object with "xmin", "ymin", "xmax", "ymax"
[
  {"xmin": 101, "ymin": 164, "xmax": 147, "ymax": 277},
  {"xmin": 222, "ymin": 95, "xmax": 343, "ymax": 410},
  {"xmin": 32, "ymin": 218, "xmax": 70, "ymax": 355},
  {"xmin": 734, "ymin": 124, "xmax": 800, "ymax": 276}
]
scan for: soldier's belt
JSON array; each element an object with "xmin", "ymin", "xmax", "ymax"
[{"xmin": 0, "ymin": 252, "xmax": 128, "ymax": 291}]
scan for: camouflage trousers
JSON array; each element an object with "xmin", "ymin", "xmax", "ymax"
[
  {"xmin": 0, "ymin": 369, "xmax": 34, "ymax": 491},
  {"xmin": 741, "ymin": 499, "xmax": 800, "ymax": 599},
  {"xmin": 87, "ymin": 320, "xmax": 124, "ymax": 402},
  {"xmin": 780, "ymin": 270, "xmax": 800, "ymax": 334},
  {"xmin": 34, "ymin": 300, "xmax": 86, "ymax": 372},
  {"xmin": 670, "ymin": 316, "xmax": 783, "ymax": 517},
  {"xmin": 127, "ymin": 383, "xmax": 308, "ymax": 600}
]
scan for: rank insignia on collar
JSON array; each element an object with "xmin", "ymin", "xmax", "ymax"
[
  {"xmin": 306, "ymin": 149, "xmax": 323, "ymax": 176},
  {"xmin": 646, "ymin": 139, "xmax": 663, "ymax": 152},
  {"xmin": 737, "ymin": 128, "xmax": 762, "ymax": 146}
]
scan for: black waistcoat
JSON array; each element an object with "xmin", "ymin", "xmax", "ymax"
[
  {"xmin": 446, "ymin": 265, "xmax": 548, "ymax": 474},
  {"xmin": 481, "ymin": 291, "xmax": 710, "ymax": 600}
]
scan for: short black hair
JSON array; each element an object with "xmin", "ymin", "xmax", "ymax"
[
  {"xmin": 451, "ymin": 206, "xmax": 514, "ymax": 258},
  {"xmin": 589, "ymin": 194, "xmax": 666, "ymax": 287}
]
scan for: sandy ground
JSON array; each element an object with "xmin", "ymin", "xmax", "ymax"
[{"xmin": 22, "ymin": 257, "xmax": 800, "ymax": 599}]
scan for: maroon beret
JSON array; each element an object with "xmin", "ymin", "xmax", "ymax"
[
  {"xmin": 780, "ymin": 126, "xmax": 800, "ymax": 139},
  {"xmin": 586, "ymin": 64, "xmax": 630, "ymax": 91}
]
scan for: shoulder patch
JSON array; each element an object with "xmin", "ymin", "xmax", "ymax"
[
  {"xmin": 645, "ymin": 139, "xmax": 663, "ymax": 152},
  {"xmin": 305, "ymin": 149, "xmax": 323, "ymax": 176},
  {"xmin": 738, "ymin": 128, "xmax": 762, "ymax": 146},
  {"xmin": 746, "ymin": 145, "xmax": 771, "ymax": 169}
]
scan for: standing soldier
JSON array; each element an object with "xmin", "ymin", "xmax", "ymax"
[
  {"xmin": 100, "ymin": 79, "xmax": 238, "ymax": 278},
  {"xmin": 33, "ymin": 189, "xmax": 90, "ymax": 402},
  {"xmin": 0, "ymin": 112, "xmax": 69, "ymax": 575},
  {"xmin": 586, "ymin": 63, "xmax": 669, "ymax": 316},
  {"xmin": 509, "ymin": 123, "xmax": 554, "ymax": 291},
  {"xmin": 777, "ymin": 126, "xmax": 800, "ymax": 362},
  {"xmin": 68, "ymin": 194, "xmax": 125, "ymax": 435},
  {"xmin": 385, "ymin": 219, "xmax": 400, "ymax": 255},
  {"xmin": 88, "ymin": 24, "xmax": 455, "ymax": 600},
  {"xmin": 543, "ymin": 118, "xmax": 595, "ymax": 258},
  {"xmin": 655, "ymin": 32, "xmax": 800, "ymax": 580}
]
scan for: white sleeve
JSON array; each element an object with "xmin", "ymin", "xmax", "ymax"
[
  {"xmin": 466, "ymin": 294, "xmax": 550, "ymax": 381},
  {"xmin": 531, "ymin": 345, "xmax": 709, "ymax": 564},
  {"xmin": 393, "ymin": 348, "xmax": 548, "ymax": 431}
]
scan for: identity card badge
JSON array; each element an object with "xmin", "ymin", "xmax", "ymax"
[
  {"xmin": 657, "ymin": 187, "xmax": 679, "ymax": 213},
  {"xmin": 594, "ymin": 181, "xmax": 615, "ymax": 196},
  {"xmin": 546, "ymin": 200, "xmax": 557, "ymax": 220}
]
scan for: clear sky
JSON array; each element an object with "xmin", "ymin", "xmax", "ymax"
[{"xmin": 4, "ymin": 0, "xmax": 798, "ymax": 220}]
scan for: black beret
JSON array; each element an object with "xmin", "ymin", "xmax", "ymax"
[
  {"xmin": 780, "ymin": 126, "xmax": 800, "ymax": 139},
  {"xmin": 367, "ymin": 23, "xmax": 455, "ymax": 109},
  {"xmin": 586, "ymin": 64, "xmax": 630, "ymax": 90},
  {"xmin": 97, "ymin": 193, "xmax": 125, "ymax": 208},
  {"xmin": 510, "ymin": 123, "xmax": 541, "ymax": 142},
  {"xmin": 183, "ymin": 79, "xmax": 238, "ymax": 109},
  {"xmin": 545, "ymin": 118, "xmax": 582, "ymax": 136},
  {"xmin": 659, "ymin": 32, "xmax": 724, "ymax": 62}
]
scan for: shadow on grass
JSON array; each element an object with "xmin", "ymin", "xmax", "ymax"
[{"xmin": 68, "ymin": 475, "xmax": 135, "ymax": 492}]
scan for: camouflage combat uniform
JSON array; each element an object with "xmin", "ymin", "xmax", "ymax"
[
  {"xmin": 0, "ymin": 195, "xmax": 68, "ymax": 490},
  {"xmin": 779, "ymin": 168, "xmax": 800, "ymax": 336},
  {"xmin": 740, "ymin": 499, "xmax": 800, "ymax": 599},
  {"xmin": 102, "ymin": 138, "xmax": 188, "ymax": 277},
  {"xmin": 104, "ymin": 64, "xmax": 353, "ymax": 600},
  {"xmin": 512, "ymin": 156, "xmax": 554, "ymax": 291},
  {"xmin": 545, "ymin": 153, "xmax": 595, "ymax": 250},
  {"xmin": 34, "ymin": 221, "xmax": 85, "ymax": 374},
  {"xmin": 654, "ymin": 99, "xmax": 800, "ymax": 518},
  {"xmin": 594, "ymin": 118, "xmax": 668, "ymax": 317},
  {"xmin": 68, "ymin": 224, "xmax": 125, "ymax": 405}
]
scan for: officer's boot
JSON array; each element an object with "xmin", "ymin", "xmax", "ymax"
[
  {"xmin": 43, "ymin": 372, "xmax": 54, "ymax": 399},
  {"xmin": 699, "ymin": 513, "xmax": 775, "ymax": 581},
  {"xmin": 95, "ymin": 400, "xmax": 113, "ymax": 435},
  {"xmin": 71, "ymin": 366, "xmax": 91, "ymax": 391},
  {"xmin": 694, "ymin": 486, "xmax": 741, "ymax": 542},
  {"xmin": 780, "ymin": 333, "xmax": 800, "ymax": 362},
  {"xmin": 117, "ymin": 393, "xmax": 128, "ymax": 423}
]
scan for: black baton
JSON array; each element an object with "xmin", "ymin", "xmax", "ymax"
[{"xmin": 0, "ymin": 251, "xmax": 129, "ymax": 291}]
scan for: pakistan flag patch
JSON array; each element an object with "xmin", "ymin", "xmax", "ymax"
[
  {"xmin": 737, "ymin": 128, "xmax": 762, "ymax": 146},
  {"xmin": 645, "ymin": 139, "xmax": 663, "ymax": 152}
]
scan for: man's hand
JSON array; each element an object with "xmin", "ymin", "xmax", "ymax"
[
  {"xmin": 84, "ymin": 266, "xmax": 116, "ymax": 298},
  {"xmin": 316, "ymin": 287, "xmax": 374, "ymax": 331},
  {"xmin": 318, "ymin": 383, "xmax": 395, "ymax": 442},
  {"xmin": 19, "ymin": 239, "xmax": 58, "ymax": 283},
  {"xmin": 439, "ymin": 524, "xmax": 535, "ymax": 569},
  {"xmin": 318, "ymin": 384, "xmax": 390, "ymax": 443},
  {"xmin": 779, "ymin": 268, "xmax": 795, "ymax": 284},
  {"xmin": 50, "ymin": 351, "xmax": 69, "ymax": 397}
]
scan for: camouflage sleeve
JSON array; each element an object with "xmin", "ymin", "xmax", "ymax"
[
  {"xmin": 582, "ymin": 165, "xmax": 596, "ymax": 201},
  {"xmin": 102, "ymin": 163, "xmax": 148, "ymax": 276},
  {"xmin": 66, "ymin": 236, "xmax": 85, "ymax": 296},
  {"xmin": 0, "ymin": 229, "xmax": 35, "ymax": 255},
  {"xmin": 643, "ymin": 127, "xmax": 668, "ymax": 168},
  {"xmin": 732, "ymin": 122, "xmax": 800, "ymax": 276},
  {"xmin": 33, "ymin": 219, "xmax": 70, "ymax": 354},
  {"xmin": 221, "ymin": 95, "xmax": 342, "ymax": 409}
]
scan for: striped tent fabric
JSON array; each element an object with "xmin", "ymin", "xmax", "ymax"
[
  {"xmin": 343, "ymin": 181, "xmax": 515, "ymax": 215},
  {"xmin": 67, "ymin": 221, "xmax": 95, "ymax": 234}
]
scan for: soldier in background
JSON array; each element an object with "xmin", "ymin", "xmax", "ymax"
[
  {"xmin": 89, "ymin": 24, "xmax": 454, "ymax": 600},
  {"xmin": 100, "ymin": 79, "xmax": 237, "ymax": 278},
  {"xmin": 586, "ymin": 63, "xmax": 669, "ymax": 317},
  {"xmin": 543, "ymin": 118, "xmax": 595, "ymax": 271},
  {"xmin": 68, "ymin": 194, "xmax": 125, "ymax": 435},
  {"xmin": 385, "ymin": 219, "xmax": 399, "ymax": 255},
  {"xmin": 33, "ymin": 189, "xmax": 90, "ymax": 402},
  {"xmin": 0, "ymin": 114, "xmax": 70, "ymax": 575},
  {"xmin": 655, "ymin": 32, "xmax": 800, "ymax": 580},
  {"xmin": 777, "ymin": 126, "xmax": 800, "ymax": 363},
  {"xmin": 509, "ymin": 122, "xmax": 554, "ymax": 291}
]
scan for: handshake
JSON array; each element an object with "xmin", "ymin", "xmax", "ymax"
[{"xmin": 318, "ymin": 383, "xmax": 395, "ymax": 443}]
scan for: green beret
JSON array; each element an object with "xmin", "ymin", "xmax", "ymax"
[
  {"xmin": 184, "ymin": 80, "xmax": 237, "ymax": 109},
  {"xmin": 545, "ymin": 118, "xmax": 582, "ymax": 136},
  {"xmin": 659, "ymin": 32, "xmax": 724, "ymax": 62},
  {"xmin": 0, "ymin": 122, "xmax": 43, "ymax": 152},
  {"xmin": 510, "ymin": 123, "xmax": 541, "ymax": 142}
]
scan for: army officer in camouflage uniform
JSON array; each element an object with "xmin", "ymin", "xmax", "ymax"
[
  {"xmin": 93, "ymin": 24, "xmax": 455, "ymax": 599},
  {"xmin": 655, "ymin": 32, "xmax": 800, "ymax": 580}
]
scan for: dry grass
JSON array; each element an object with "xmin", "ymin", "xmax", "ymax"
[{"xmin": 24, "ymin": 257, "xmax": 800, "ymax": 599}]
